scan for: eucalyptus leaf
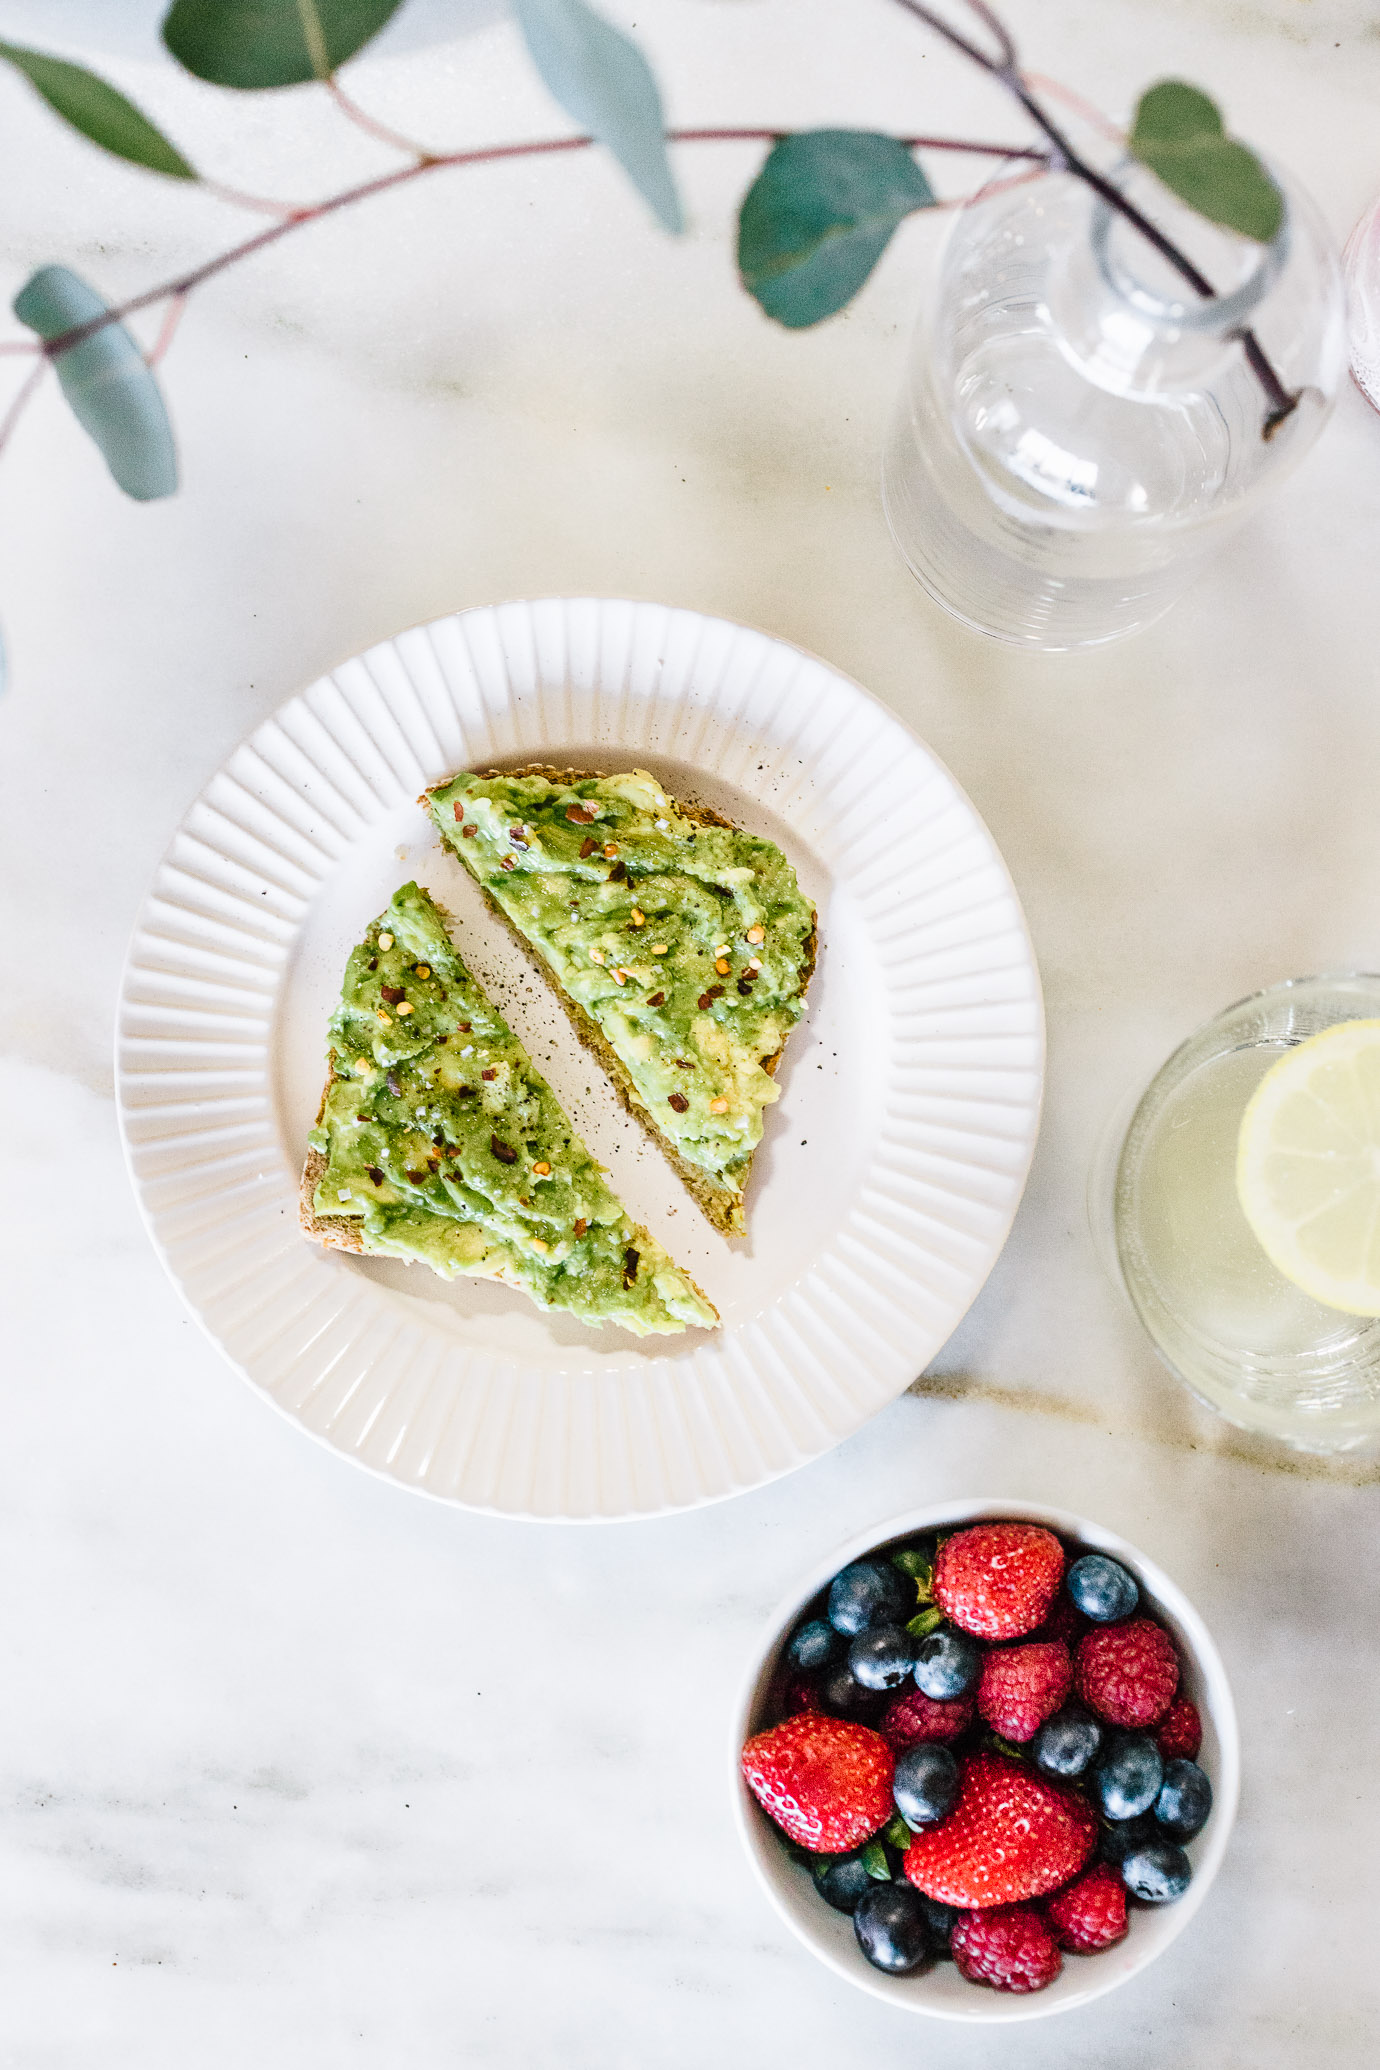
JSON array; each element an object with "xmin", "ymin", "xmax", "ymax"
[
  {"xmin": 513, "ymin": 0, "xmax": 682, "ymax": 234},
  {"xmin": 13, "ymin": 268, "xmax": 177, "ymax": 501},
  {"xmin": 859, "ymin": 1839, "xmax": 892, "ymax": 1881},
  {"xmin": 162, "ymin": 0, "xmax": 405, "ymax": 90},
  {"xmin": 0, "ymin": 42, "xmax": 195, "ymax": 177},
  {"xmin": 738, "ymin": 130, "xmax": 935, "ymax": 329},
  {"xmin": 1129, "ymin": 80, "xmax": 1282, "ymax": 245}
]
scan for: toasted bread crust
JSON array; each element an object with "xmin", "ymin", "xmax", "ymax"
[
  {"xmin": 423, "ymin": 765, "xmax": 818, "ymax": 1238},
  {"xmin": 299, "ymin": 1074, "xmax": 368, "ymax": 1252}
]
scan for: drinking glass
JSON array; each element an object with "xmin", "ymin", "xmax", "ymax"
[{"xmin": 1097, "ymin": 975, "xmax": 1380, "ymax": 1451}]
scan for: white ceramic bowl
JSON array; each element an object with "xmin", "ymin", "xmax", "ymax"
[{"xmin": 731, "ymin": 1500, "xmax": 1240, "ymax": 2022}]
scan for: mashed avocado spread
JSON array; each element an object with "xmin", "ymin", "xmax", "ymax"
[
  {"xmin": 426, "ymin": 771, "xmax": 816, "ymax": 1227},
  {"xmin": 307, "ymin": 882, "xmax": 717, "ymax": 1336}
]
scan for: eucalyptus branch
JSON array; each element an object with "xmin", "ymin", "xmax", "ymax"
[
  {"xmin": 24, "ymin": 128, "xmax": 1043, "ymax": 366},
  {"xmin": 892, "ymin": 0, "xmax": 1299, "ymax": 433}
]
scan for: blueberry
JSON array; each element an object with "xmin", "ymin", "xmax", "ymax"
[
  {"xmin": 1033, "ymin": 1707, "xmax": 1104, "ymax": 1779},
  {"xmin": 852, "ymin": 1883, "xmax": 932, "ymax": 1974},
  {"xmin": 917, "ymin": 1894, "xmax": 958, "ymax": 1950},
  {"xmin": 786, "ymin": 1618, "xmax": 840, "ymax": 1673},
  {"xmin": 1067, "ymin": 1553, "xmax": 1140, "ymax": 1624},
  {"xmin": 1096, "ymin": 1733, "xmax": 1164, "ymax": 1821},
  {"xmin": 849, "ymin": 1624, "xmax": 917, "ymax": 1691},
  {"xmin": 1099, "ymin": 1814, "xmax": 1154, "ymax": 1866},
  {"xmin": 1155, "ymin": 1758, "xmax": 1213, "ymax": 1841},
  {"xmin": 828, "ymin": 1560, "xmax": 912, "ymax": 1636},
  {"xmin": 812, "ymin": 1853, "xmax": 875, "ymax": 1914},
  {"xmin": 1121, "ymin": 1836, "xmax": 1192, "ymax": 1904},
  {"xmin": 912, "ymin": 1625, "xmax": 981, "ymax": 1700},
  {"xmin": 819, "ymin": 1663, "xmax": 884, "ymax": 1719},
  {"xmin": 893, "ymin": 1743, "xmax": 960, "ymax": 1829}
]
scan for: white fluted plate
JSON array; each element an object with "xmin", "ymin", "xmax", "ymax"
[{"xmin": 116, "ymin": 600, "xmax": 1043, "ymax": 1520}]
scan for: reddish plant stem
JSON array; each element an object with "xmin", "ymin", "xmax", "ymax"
[{"xmin": 29, "ymin": 128, "xmax": 1045, "ymax": 363}]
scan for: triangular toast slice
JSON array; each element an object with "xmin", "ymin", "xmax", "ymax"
[
  {"xmin": 300, "ymin": 882, "xmax": 718, "ymax": 1336},
  {"xmin": 423, "ymin": 768, "xmax": 817, "ymax": 1236}
]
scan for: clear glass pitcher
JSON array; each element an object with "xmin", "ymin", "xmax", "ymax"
[{"xmin": 882, "ymin": 163, "xmax": 1345, "ymax": 650}]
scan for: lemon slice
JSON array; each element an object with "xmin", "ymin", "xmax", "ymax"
[{"xmin": 1236, "ymin": 1018, "xmax": 1380, "ymax": 1315}]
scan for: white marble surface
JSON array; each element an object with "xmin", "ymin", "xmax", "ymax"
[{"xmin": 4, "ymin": 0, "xmax": 1380, "ymax": 2061}]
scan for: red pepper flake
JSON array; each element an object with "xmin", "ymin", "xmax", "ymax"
[
  {"xmin": 579, "ymin": 837, "xmax": 596, "ymax": 859},
  {"xmin": 380, "ymin": 984, "xmax": 405, "ymax": 1005},
  {"xmin": 707, "ymin": 985, "xmax": 725, "ymax": 1001},
  {"xmin": 406, "ymin": 1168, "xmax": 427, "ymax": 1184},
  {"xmin": 366, "ymin": 1166, "xmax": 384, "ymax": 1186},
  {"xmin": 622, "ymin": 1247, "xmax": 640, "ymax": 1288},
  {"xmin": 573, "ymin": 1217, "xmax": 588, "ymax": 1238},
  {"xmin": 453, "ymin": 802, "xmax": 464, "ymax": 821},
  {"xmin": 366, "ymin": 958, "xmax": 378, "ymax": 972},
  {"xmin": 458, "ymin": 1022, "xmax": 471, "ymax": 1033},
  {"xmin": 737, "ymin": 978, "xmax": 754, "ymax": 995},
  {"xmin": 609, "ymin": 860, "xmax": 628, "ymax": 884},
  {"xmin": 490, "ymin": 1135, "xmax": 517, "ymax": 1165},
  {"xmin": 482, "ymin": 1067, "xmax": 497, "ymax": 1081},
  {"xmin": 500, "ymin": 856, "xmax": 517, "ymax": 872},
  {"xmin": 668, "ymin": 1092, "xmax": 689, "ymax": 1113},
  {"xmin": 647, "ymin": 991, "xmax": 665, "ymax": 1007},
  {"xmin": 456, "ymin": 1085, "xmax": 477, "ymax": 1098},
  {"xmin": 461, "ymin": 824, "xmax": 477, "ymax": 838},
  {"xmin": 565, "ymin": 803, "xmax": 596, "ymax": 824},
  {"xmin": 508, "ymin": 826, "xmax": 529, "ymax": 848}
]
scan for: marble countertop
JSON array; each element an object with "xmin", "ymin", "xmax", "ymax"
[{"xmin": 4, "ymin": 1, "xmax": 1380, "ymax": 2061}]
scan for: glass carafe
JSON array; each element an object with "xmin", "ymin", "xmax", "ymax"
[{"xmin": 882, "ymin": 163, "xmax": 1345, "ymax": 650}]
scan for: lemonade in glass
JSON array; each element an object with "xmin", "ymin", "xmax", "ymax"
[{"xmin": 1109, "ymin": 975, "xmax": 1380, "ymax": 1450}]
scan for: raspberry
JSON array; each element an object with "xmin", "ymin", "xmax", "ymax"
[
  {"xmin": 976, "ymin": 1641, "xmax": 1072, "ymax": 1742},
  {"xmin": 740, "ymin": 1713, "xmax": 894, "ymax": 1853},
  {"xmin": 1045, "ymin": 1862, "xmax": 1129, "ymax": 1952},
  {"xmin": 782, "ymin": 1675, "xmax": 823, "ymax": 1717},
  {"xmin": 1156, "ymin": 1696, "xmax": 1203, "ymax": 1762},
  {"xmin": 1039, "ymin": 1592, "xmax": 1090, "ymax": 1649},
  {"xmin": 879, "ymin": 1685, "xmax": 975, "ymax": 1749},
  {"xmin": 933, "ymin": 1523, "xmax": 1065, "ymax": 1640},
  {"xmin": 1075, "ymin": 1618, "xmax": 1179, "ymax": 1728},
  {"xmin": 951, "ymin": 1904, "xmax": 1062, "ymax": 1992}
]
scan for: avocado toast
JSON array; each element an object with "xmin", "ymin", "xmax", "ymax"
[
  {"xmin": 423, "ymin": 768, "xmax": 817, "ymax": 1236},
  {"xmin": 300, "ymin": 882, "xmax": 718, "ymax": 1336}
]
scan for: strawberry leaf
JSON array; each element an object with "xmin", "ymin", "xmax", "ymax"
[
  {"xmin": 0, "ymin": 42, "xmax": 195, "ymax": 177},
  {"xmin": 1129, "ymin": 80, "xmax": 1282, "ymax": 244},
  {"xmin": 738, "ymin": 130, "xmax": 935, "ymax": 329},
  {"xmin": 890, "ymin": 1546, "xmax": 935, "ymax": 1590}
]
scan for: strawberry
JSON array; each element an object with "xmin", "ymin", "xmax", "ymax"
[
  {"xmin": 1046, "ymin": 1862, "xmax": 1129, "ymax": 1952},
  {"xmin": 1075, "ymin": 1618, "xmax": 1179, "ymax": 1728},
  {"xmin": 951, "ymin": 1904, "xmax": 1062, "ymax": 1992},
  {"xmin": 903, "ymin": 1752, "xmax": 1096, "ymax": 1907},
  {"xmin": 1155, "ymin": 1695, "xmax": 1203, "ymax": 1762},
  {"xmin": 741, "ymin": 1713, "xmax": 893, "ymax": 1852},
  {"xmin": 976, "ymin": 1641, "xmax": 1072, "ymax": 1742},
  {"xmin": 933, "ymin": 1523, "xmax": 1065, "ymax": 1640},
  {"xmin": 879, "ymin": 1685, "xmax": 975, "ymax": 1750}
]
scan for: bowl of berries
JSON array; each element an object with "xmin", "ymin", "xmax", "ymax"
[{"xmin": 733, "ymin": 1501, "xmax": 1238, "ymax": 2019}]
